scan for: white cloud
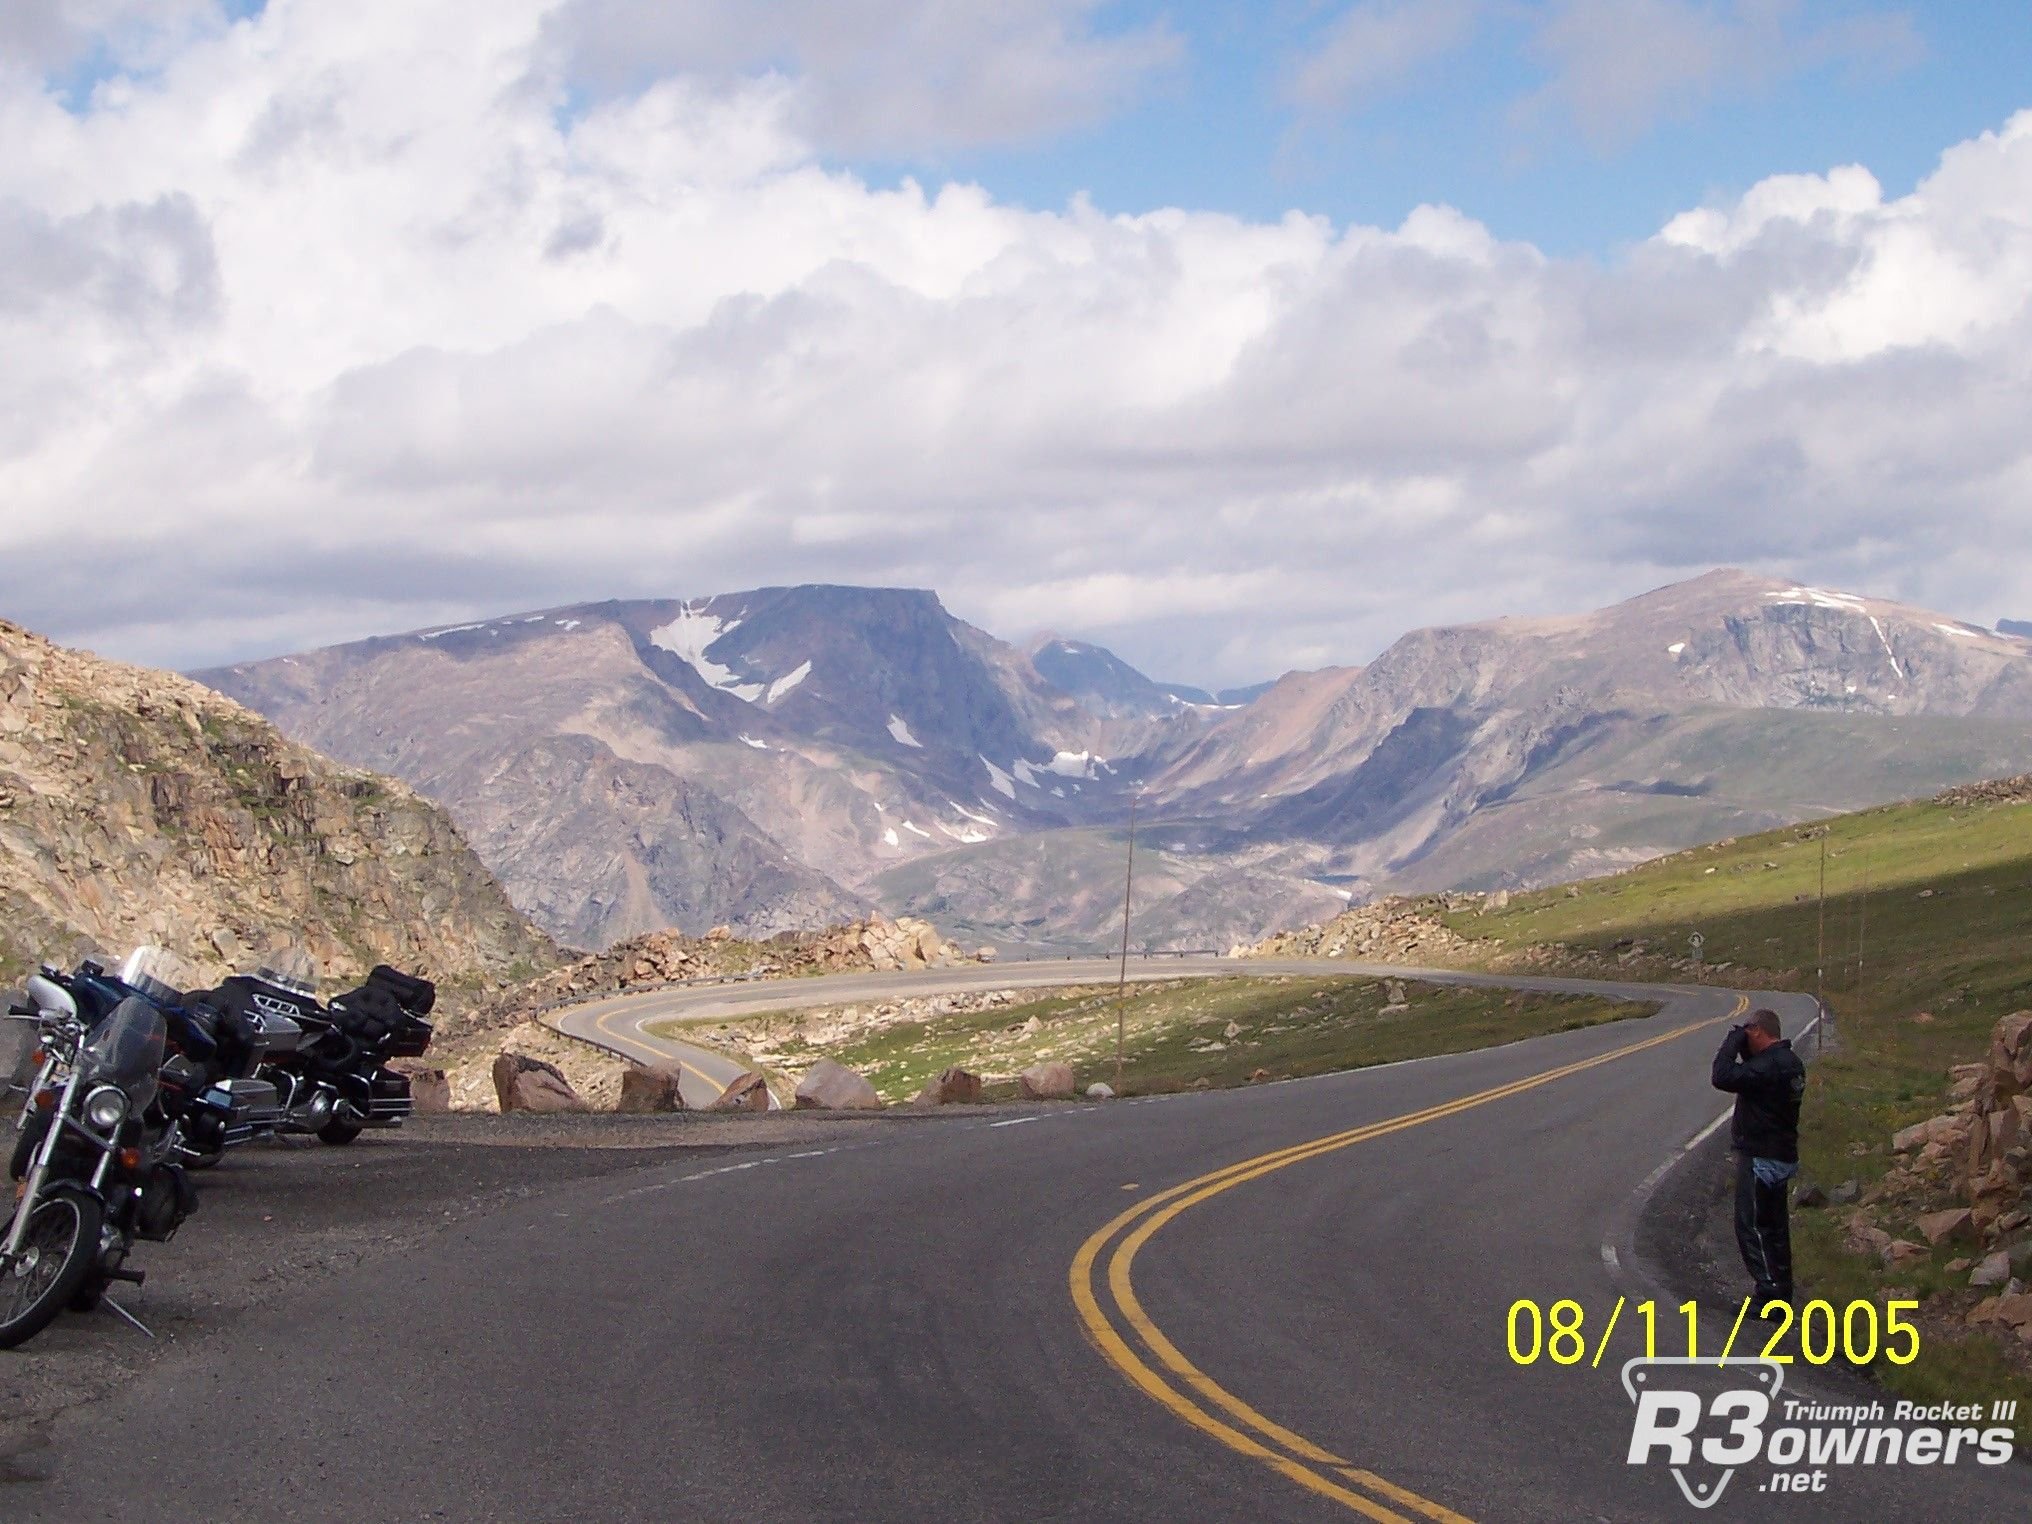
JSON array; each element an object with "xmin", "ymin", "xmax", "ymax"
[
  {"xmin": 1518, "ymin": 0, "xmax": 1924, "ymax": 149},
  {"xmin": 1286, "ymin": 0, "xmax": 1482, "ymax": 114},
  {"xmin": 0, "ymin": 1, "xmax": 2028, "ymax": 687},
  {"xmin": 536, "ymin": 0, "xmax": 1181, "ymax": 156}
]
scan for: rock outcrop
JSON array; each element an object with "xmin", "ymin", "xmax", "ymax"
[
  {"xmin": 1240, "ymin": 895, "xmax": 1477, "ymax": 963},
  {"xmin": 1937, "ymin": 775, "xmax": 2032, "ymax": 808},
  {"xmin": 1858, "ymin": 1013, "xmax": 2032, "ymax": 1340},
  {"xmin": 0, "ymin": 619, "xmax": 553, "ymax": 988}
]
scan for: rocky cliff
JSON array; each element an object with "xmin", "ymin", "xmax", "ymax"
[{"xmin": 0, "ymin": 618, "xmax": 553, "ymax": 987}]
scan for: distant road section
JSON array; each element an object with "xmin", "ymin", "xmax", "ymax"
[{"xmin": 546, "ymin": 955, "xmax": 1708, "ymax": 1106}]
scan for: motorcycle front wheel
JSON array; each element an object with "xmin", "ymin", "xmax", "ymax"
[{"xmin": 0, "ymin": 1184, "xmax": 104, "ymax": 1348}]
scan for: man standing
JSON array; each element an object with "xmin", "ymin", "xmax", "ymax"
[{"xmin": 1712, "ymin": 1008, "xmax": 1808, "ymax": 1311}]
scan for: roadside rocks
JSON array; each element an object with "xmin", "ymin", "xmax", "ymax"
[
  {"xmin": 793, "ymin": 1058, "xmax": 883, "ymax": 1111},
  {"xmin": 1971, "ymin": 1251, "xmax": 2014, "ymax": 1289},
  {"xmin": 616, "ymin": 1066, "xmax": 686, "ymax": 1113},
  {"xmin": 492, "ymin": 1052, "xmax": 587, "ymax": 1114},
  {"xmin": 712, "ymin": 1071, "xmax": 773, "ymax": 1112},
  {"xmin": 407, "ymin": 1067, "xmax": 451, "ymax": 1115},
  {"xmin": 1917, "ymin": 1207, "xmax": 1976, "ymax": 1246},
  {"xmin": 1085, "ymin": 1082, "xmax": 1115, "ymax": 1100},
  {"xmin": 1965, "ymin": 1293, "xmax": 2032, "ymax": 1343},
  {"xmin": 1019, "ymin": 1061, "xmax": 1075, "ymax": 1100},
  {"xmin": 912, "ymin": 1066, "xmax": 983, "ymax": 1107}
]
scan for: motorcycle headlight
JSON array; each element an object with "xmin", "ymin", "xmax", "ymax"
[{"xmin": 83, "ymin": 1085, "xmax": 129, "ymax": 1132}]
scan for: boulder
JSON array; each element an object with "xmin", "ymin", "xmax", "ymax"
[
  {"xmin": 912, "ymin": 1066, "xmax": 982, "ymax": 1107},
  {"xmin": 407, "ymin": 1067, "xmax": 451, "ymax": 1115},
  {"xmin": 1827, "ymin": 1179, "xmax": 1861, "ymax": 1205},
  {"xmin": 1971, "ymin": 1251, "xmax": 2013, "ymax": 1289},
  {"xmin": 615, "ymin": 1065, "xmax": 686, "ymax": 1114},
  {"xmin": 1019, "ymin": 1061, "xmax": 1075, "ymax": 1100},
  {"xmin": 1085, "ymin": 1082, "xmax": 1115, "ymax": 1100},
  {"xmin": 1843, "ymin": 1213, "xmax": 1893, "ymax": 1259},
  {"xmin": 794, "ymin": 1058, "xmax": 882, "ymax": 1111},
  {"xmin": 1917, "ymin": 1207, "xmax": 1975, "ymax": 1246},
  {"xmin": 491, "ymin": 1052, "xmax": 587, "ymax": 1114},
  {"xmin": 1882, "ymin": 1240, "xmax": 1930, "ymax": 1270},
  {"xmin": 711, "ymin": 1071, "xmax": 773, "ymax": 1112},
  {"xmin": 1793, "ymin": 1181, "xmax": 1828, "ymax": 1209}
]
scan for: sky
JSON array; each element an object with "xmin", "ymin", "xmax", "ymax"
[{"xmin": 2, "ymin": 0, "xmax": 2031, "ymax": 686}]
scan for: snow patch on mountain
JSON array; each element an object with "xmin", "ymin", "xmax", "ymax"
[
  {"xmin": 767, "ymin": 660, "xmax": 812, "ymax": 702},
  {"xmin": 1768, "ymin": 586, "xmax": 1868, "ymax": 612},
  {"xmin": 882, "ymin": 827, "xmax": 899, "ymax": 847},
  {"xmin": 650, "ymin": 607, "xmax": 765, "ymax": 702},
  {"xmin": 901, "ymin": 819, "xmax": 931, "ymax": 838},
  {"xmin": 888, "ymin": 715, "xmax": 923, "ymax": 748},
  {"xmin": 737, "ymin": 734, "xmax": 769, "ymax": 750},
  {"xmin": 980, "ymin": 756, "xmax": 1016, "ymax": 799}
]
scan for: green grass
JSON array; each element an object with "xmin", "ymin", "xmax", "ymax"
[
  {"xmin": 1425, "ymin": 791, "xmax": 2032, "ymax": 1435},
  {"xmin": 662, "ymin": 977, "xmax": 1650, "ymax": 1105}
]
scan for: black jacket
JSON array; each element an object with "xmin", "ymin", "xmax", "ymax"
[{"xmin": 1711, "ymin": 1028, "xmax": 1806, "ymax": 1161}]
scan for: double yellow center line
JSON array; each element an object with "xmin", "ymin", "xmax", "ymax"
[{"xmin": 1069, "ymin": 997, "xmax": 1747, "ymax": 1521}]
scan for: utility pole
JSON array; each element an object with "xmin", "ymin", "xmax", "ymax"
[
  {"xmin": 1815, "ymin": 830, "xmax": 1827, "ymax": 1009},
  {"xmin": 1116, "ymin": 792, "xmax": 1138, "ymax": 1094}
]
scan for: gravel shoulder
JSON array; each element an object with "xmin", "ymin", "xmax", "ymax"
[{"xmin": 0, "ymin": 1105, "xmax": 1016, "ymax": 1471}]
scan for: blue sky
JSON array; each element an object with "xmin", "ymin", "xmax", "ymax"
[{"xmin": 883, "ymin": 2, "xmax": 2032, "ymax": 254}]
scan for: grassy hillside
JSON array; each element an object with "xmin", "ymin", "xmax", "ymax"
[
  {"xmin": 1428, "ymin": 783, "xmax": 2032, "ymax": 1432},
  {"xmin": 656, "ymin": 977, "xmax": 1649, "ymax": 1104},
  {"xmin": 1393, "ymin": 707, "xmax": 2032, "ymax": 896}
]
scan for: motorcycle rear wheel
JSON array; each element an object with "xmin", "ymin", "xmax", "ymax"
[
  {"xmin": 0, "ymin": 1185, "xmax": 104, "ymax": 1349},
  {"xmin": 316, "ymin": 1119, "xmax": 363, "ymax": 1146}
]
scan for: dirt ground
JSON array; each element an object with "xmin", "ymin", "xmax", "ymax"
[{"xmin": 0, "ymin": 1106, "xmax": 999, "ymax": 1473}]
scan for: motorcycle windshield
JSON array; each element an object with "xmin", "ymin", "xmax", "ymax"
[{"xmin": 79, "ymin": 996, "xmax": 166, "ymax": 1111}]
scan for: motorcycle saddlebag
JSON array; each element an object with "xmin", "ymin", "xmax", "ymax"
[{"xmin": 135, "ymin": 1161, "xmax": 198, "ymax": 1241}]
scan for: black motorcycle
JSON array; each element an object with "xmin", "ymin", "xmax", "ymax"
[
  {"xmin": 2, "ymin": 968, "xmax": 197, "ymax": 1347},
  {"xmin": 193, "ymin": 963, "xmax": 436, "ymax": 1149}
]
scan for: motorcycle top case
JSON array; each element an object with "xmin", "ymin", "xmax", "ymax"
[{"xmin": 328, "ymin": 968, "xmax": 435, "ymax": 1058}]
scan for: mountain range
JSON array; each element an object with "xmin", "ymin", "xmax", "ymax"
[{"xmin": 196, "ymin": 570, "xmax": 2032, "ymax": 954}]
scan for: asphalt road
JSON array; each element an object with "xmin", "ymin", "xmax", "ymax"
[{"xmin": 14, "ymin": 962, "xmax": 2029, "ymax": 1521}]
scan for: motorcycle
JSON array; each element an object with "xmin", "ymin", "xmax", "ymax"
[
  {"xmin": 194, "ymin": 958, "xmax": 436, "ymax": 1150},
  {"xmin": 2, "ymin": 956, "xmax": 198, "ymax": 1347},
  {"xmin": 33, "ymin": 952, "xmax": 289, "ymax": 1170}
]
